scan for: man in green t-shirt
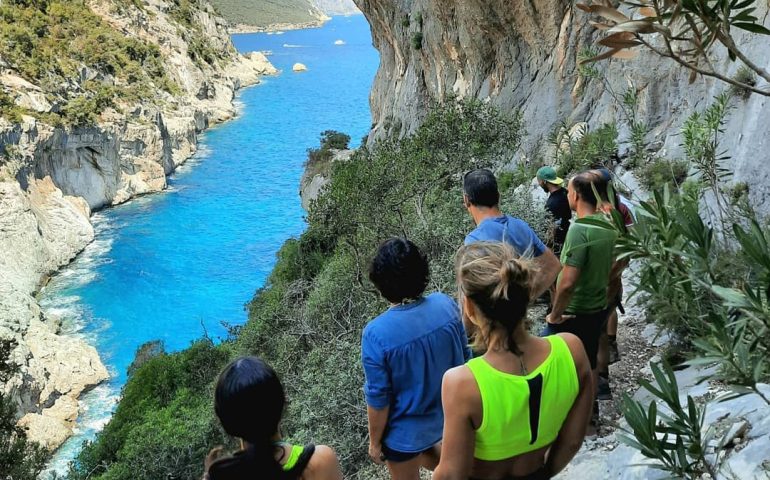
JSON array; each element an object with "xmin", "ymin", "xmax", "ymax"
[{"xmin": 545, "ymin": 171, "xmax": 617, "ymax": 393}]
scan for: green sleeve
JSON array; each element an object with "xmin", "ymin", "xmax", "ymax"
[{"xmin": 561, "ymin": 225, "xmax": 588, "ymax": 269}]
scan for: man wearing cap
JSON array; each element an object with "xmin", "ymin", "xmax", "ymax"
[{"xmin": 536, "ymin": 166, "xmax": 572, "ymax": 255}]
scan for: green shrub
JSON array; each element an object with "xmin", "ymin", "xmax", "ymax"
[
  {"xmin": 620, "ymin": 362, "xmax": 720, "ymax": 478},
  {"xmin": 498, "ymin": 160, "xmax": 543, "ymax": 193},
  {"xmin": 69, "ymin": 340, "xmax": 230, "ymax": 479},
  {"xmin": 0, "ymin": 0, "xmax": 181, "ymax": 125},
  {"xmin": 730, "ymin": 66, "xmax": 757, "ymax": 99},
  {"xmin": 637, "ymin": 158, "xmax": 689, "ymax": 192},
  {"xmin": 411, "ymin": 32, "xmax": 423, "ymax": 50},
  {"xmin": 304, "ymin": 130, "xmax": 352, "ymax": 178},
  {"xmin": 320, "ymin": 130, "xmax": 350, "ymax": 150},
  {"xmin": 0, "ymin": 89, "xmax": 27, "ymax": 123},
  {"xmin": 551, "ymin": 122, "xmax": 618, "ymax": 177}
]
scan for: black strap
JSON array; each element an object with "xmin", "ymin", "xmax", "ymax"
[
  {"xmin": 281, "ymin": 444, "xmax": 316, "ymax": 480},
  {"xmin": 526, "ymin": 374, "xmax": 544, "ymax": 445}
]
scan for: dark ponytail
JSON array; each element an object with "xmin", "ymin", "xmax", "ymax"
[{"xmin": 207, "ymin": 357, "xmax": 285, "ymax": 479}]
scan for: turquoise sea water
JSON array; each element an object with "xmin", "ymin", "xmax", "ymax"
[{"xmin": 41, "ymin": 15, "xmax": 378, "ymax": 474}]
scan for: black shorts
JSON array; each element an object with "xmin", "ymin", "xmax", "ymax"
[
  {"xmin": 471, "ymin": 465, "xmax": 550, "ymax": 480},
  {"xmin": 542, "ymin": 310, "xmax": 606, "ymax": 369},
  {"xmin": 381, "ymin": 444, "xmax": 433, "ymax": 463}
]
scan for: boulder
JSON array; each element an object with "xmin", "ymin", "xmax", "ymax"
[{"xmin": 293, "ymin": 63, "xmax": 308, "ymax": 72}]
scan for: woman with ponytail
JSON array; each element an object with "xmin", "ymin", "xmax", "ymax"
[
  {"xmin": 203, "ymin": 357, "xmax": 343, "ymax": 480},
  {"xmin": 433, "ymin": 242, "xmax": 593, "ymax": 480}
]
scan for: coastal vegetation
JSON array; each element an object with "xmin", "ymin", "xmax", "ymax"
[
  {"xmin": 207, "ymin": 0, "xmax": 324, "ymax": 28},
  {"xmin": 0, "ymin": 0, "xmax": 181, "ymax": 126},
  {"xmin": 68, "ymin": 99, "xmax": 549, "ymax": 479}
]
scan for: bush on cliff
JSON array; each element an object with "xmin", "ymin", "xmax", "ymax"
[
  {"xmin": 0, "ymin": 0, "xmax": 182, "ymax": 126},
  {"xmin": 71, "ymin": 99, "xmax": 545, "ymax": 479},
  {"xmin": 69, "ymin": 340, "xmax": 232, "ymax": 479},
  {"xmin": 0, "ymin": 339, "xmax": 48, "ymax": 479}
]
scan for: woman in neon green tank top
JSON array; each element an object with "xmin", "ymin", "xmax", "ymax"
[{"xmin": 433, "ymin": 242, "xmax": 593, "ymax": 480}]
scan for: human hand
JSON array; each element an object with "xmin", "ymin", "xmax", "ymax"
[
  {"xmin": 546, "ymin": 313, "xmax": 574, "ymax": 325},
  {"xmin": 369, "ymin": 443, "xmax": 385, "ymax": 465}
]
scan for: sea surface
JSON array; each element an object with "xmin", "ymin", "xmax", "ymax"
[{"xmin": 41, "ymin": 15, "xmax": 378, "ymax": 475}]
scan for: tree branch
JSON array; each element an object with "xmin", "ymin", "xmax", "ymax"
[{"xmin": 636, "ymin": 36, "xmax": 770, "ymax": 96}]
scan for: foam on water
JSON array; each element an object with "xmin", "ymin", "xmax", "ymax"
[{"xmin": 40, "ymin": 16, "xmax": 377, "ymax": 476}]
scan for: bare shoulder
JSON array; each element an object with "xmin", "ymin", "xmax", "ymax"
[
  {"xmin": 555, "ymin": 332, "xmax": 582, "ymax": 353},
  {"xmin": 443, "ymin": 364, "xmax": 476, "ymax": 391},
  {"xmin": 304, "ymin": 444, "xmax": 342, "ymax": 480},
  {"xmin": 556, "ymin": 333, "xmax": 590, "ymax": 375}
]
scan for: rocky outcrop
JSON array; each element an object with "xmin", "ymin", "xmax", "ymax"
[
  {"xmin": 299, "ymin": 149, "xmax": 354, "ymax": 210},
  {"xmin": 354, "ymin": 0, "xmax": 770, "ymax": 213},
  {"xmin": 0, "ymin": 0, "xmax": 276, "ymax": 451}
]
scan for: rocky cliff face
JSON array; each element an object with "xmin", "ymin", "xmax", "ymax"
[
  {"xmin": 355, "ymin": 0, "xmax": 770, "ymax": 213},
  {"xmin": 0, "ymin": 0, "xmax": 275, "ymax": 450}
]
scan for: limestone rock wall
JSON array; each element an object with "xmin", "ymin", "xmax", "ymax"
[
  {"xmin": 355, "ymin": 0, "xmax": 770, "ymax": 213},
  {"xmin": 0, "ymin": 0, "xmax": 276, "ymax": 450}
]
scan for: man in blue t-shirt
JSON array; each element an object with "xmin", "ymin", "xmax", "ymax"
[{"xmin": 463, "ymin": 169, "xmax": 561, "ymax": 302}]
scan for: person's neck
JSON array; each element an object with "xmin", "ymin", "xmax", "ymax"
[
  {"xmin": 546, "ymin": 183, "xmax": 561, "ymax": 194},
  {"xmin": 575, "ymin": 201, "xmax": 597, "ymax": 219},
  {"xmin": 486, "ymin": 325, "xmax": 530, "ymax": 354},
  {"xmin": 471, "ymin": 205, "xmax": 503, "ymax": 226},
  {"xmin": 241, "ymin": 432, "xmax": 282, "ymax": 451}
]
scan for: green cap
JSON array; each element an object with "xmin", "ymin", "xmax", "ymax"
[{"xmin": 536, "ymin": 166, "xmax": 564, "ymax": 185}]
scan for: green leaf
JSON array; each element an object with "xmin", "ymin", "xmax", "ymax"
[{"xmin": 732, "ymin": 22, "xmax": 770, "ymax": 34}]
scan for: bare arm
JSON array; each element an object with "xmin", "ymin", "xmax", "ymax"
[
  {"xmin": 433, "ymin": 367, "xmax": 479, "ymax": 480},
  {"xmin": 546, "ymin": 265, "xmax": 581, "ymax": 324},
  {"xmin": 305, "ymin": 445, "xmax": 344, "ymax": 480},
  {"xmin": 544, "ymin": 333, "xmax": 593, "ymax": 476},
  {"xmin": 606, "ymin": 259, "xmax": 628, "ymax": 302},
  {"xmin": 530, "ymin": 248, "xmax": 561, "ymax": 300},
  {"xmin": 366, "ymin": 405, "xmax": 389, "ymax": 464}
]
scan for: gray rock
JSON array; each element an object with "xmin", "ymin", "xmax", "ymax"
[
  {"xmin": 355, "ymin": 0, "xmax": 770, "ymax": 215},
  {"xmin": 299, "ymin": 149, "xmax": 354, "ymax": 210}
]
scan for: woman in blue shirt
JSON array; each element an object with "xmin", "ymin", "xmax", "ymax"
[{"xmin": 362, "ymin": 238, "xmax": 471, "ymax": 479}]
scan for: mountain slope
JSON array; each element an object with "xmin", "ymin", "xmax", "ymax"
[{"xmin": 208, "ymin": 0, "xmax": 328, "ymax": 29}]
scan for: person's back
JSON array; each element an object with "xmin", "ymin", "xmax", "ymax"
[
  {"xmin": 363, "ymin": 238, "xmax": 470, "ymax": 479},
  {"xmin": 462, "ymin": 169, "xmax": 561, "ymax": 303},
  {"xmin": 434, "ymin": 242, "xmax": 592, "ymax": 480},
  {"xmin": 364, "ymin": 292, "xmax": 470, "ymax": 446},
  {"xmin": 560, "ymin": 218, "xmax": 617, "ymax": 315},
  {"xmin": 466, "ymin": 335, "xmax": 578, "ymax": 462},
  {"xmin": 465, "ymin": 215, "xmax": 546, "ymax": 258},
  {"xmin": 207, "ymin": 443, "xmax": 338, "ymax": 480},
  {"xmin": 537, "ymin": 166, "xmax": 572, "ymax": 254}
]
